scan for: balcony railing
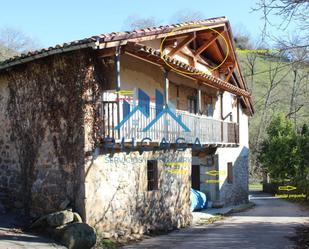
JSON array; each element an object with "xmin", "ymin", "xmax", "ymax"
[{"xmin": 99, "ymin": 100, "xmax": 239, "ymax": 145}]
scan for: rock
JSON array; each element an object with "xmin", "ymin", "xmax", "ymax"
[
  {"xmin": 30, "ymin": 215, "xmax": 48, "ymax": 229},
  {"xmin": 46, "ymin": 210, "xmax": 74, "ymax": 227},
  {"xmin": 58, "ymin": 223, "xmax": 96, "ymax": 249},
  {"xmin": 73, "ymin": 212, "xmax": 83, "ymax": 223},
  {"xmin": 59, "ymin": 199, "xmax": 70, "ymax": 210},
  {"xmin": 101, "ymin": 232, "xmax": 113, "ymax": 238},
  {"xmin": 31, "ymin": 210, "xmax": 74, "ymax": 229}
]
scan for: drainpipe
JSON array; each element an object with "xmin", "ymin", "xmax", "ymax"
[{"xmin": 220, "ymin": 92, "xmax": 224, "ymax": 120}]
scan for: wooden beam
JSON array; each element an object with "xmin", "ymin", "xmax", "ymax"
[
  {"xmin": 225, "ymin": 65, "xmax": 235, "ymax": 82},
  {"xmin": 168, "ymin": 33, "xmax": 196, "ymax": 57},
  {"xmin": 194, "ymin": 31, "xmax": 224, "ymax": 56},
  {"xmin": 188, "ymin": 56, "xmax": 197, "ymax": 67}
]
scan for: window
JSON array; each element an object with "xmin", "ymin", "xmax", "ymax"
[
  {"xmin": 188, "ymin": 97, "xmax": 197, "ymax": 114},
  {"xmin": 227, "ymin": 162, "xmax": 233, "ymax": 184},
  {"xmin": 206, "ymin": 103, "xmax": 214, "ymax": 117},
  {"xmin": 147, "ymin": 160, "xmax": 158, "ymax": 191}
]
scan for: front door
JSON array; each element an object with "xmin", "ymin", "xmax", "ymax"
[{"xmin": 191, "ymin": 165, "xmax": 200, "ymax": 190}]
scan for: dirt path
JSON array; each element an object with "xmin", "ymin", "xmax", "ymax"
[
  {"xmin": 0, "ymin": 212, "xmax": 66, "ymax": 249},
  {"xmin": 122, "ymin": 192, "xmax": 309, "ymax": 249}
]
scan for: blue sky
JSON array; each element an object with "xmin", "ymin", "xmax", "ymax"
[{"xmin": 1, "ymin": 0, "xmax": 289, "ymax": 48}]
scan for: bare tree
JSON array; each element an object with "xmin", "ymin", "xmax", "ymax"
[
  {"xmin": 285, "ymin": 48, "xmax": 309, "ymax": 127},
  {"xmin": 0, "ymin": 27, "xmax": 39, "ymax": 61},
  {"xmin": 122, "ymin": 15, "xmax": 161, "ymax": 30},
  {"xmin": 254, "ymin": 0, "xmax": 309, "ymax": 44},
  {"xmin": 170, "ymin": 9, "xmax": 205, "ymax": 23}
]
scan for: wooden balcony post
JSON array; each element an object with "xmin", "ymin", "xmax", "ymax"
[
  {"xmin": 220, "ymin": 92, "xmax": 224, "ymax": 142},
  {"xmin": 164, "ymin": 69, "xmax": 169, "ymax": 107},
  {"xmin": 198, "ymin": 87, "xmax": 202, "ymax": 114},
  {"xmin": 164, "ymin": 69, "xmax": 169, "ymax": 138},
  {"xmin": 115, "ymin": 46, "xmax": 121, "ymax": 90},
  {"xmin": 115, "ymin": 46, "xmax": 121, "ymax": 139}
]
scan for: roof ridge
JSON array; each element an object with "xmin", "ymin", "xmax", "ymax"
[{"xmin": 0, "ymin": 16, "xmax": 228, "ymax": 70}]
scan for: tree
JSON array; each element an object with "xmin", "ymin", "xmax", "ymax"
[
  {"xmin": 255, "ymin": 0, "xmax": 309, "ymax": 47},
  {"xmin": 169, "ymin": 9, "xmax": 205, "ymax": 23},
  {"xmin": 0, "ymin": 27, "xmax": 39, "ymax": 61},
  {"xmin": 259, "ymin": 114, "xmax": 299, "ymax": 180},
  {"xmin": 122, "ymin": 15, "xmax": 161, "ymax": 30}
]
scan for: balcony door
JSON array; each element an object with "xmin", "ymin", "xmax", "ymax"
[{"xmin": 188, "ymin": 96, "xmax": 197, "ymax": 114}]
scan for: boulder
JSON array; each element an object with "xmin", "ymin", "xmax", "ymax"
[
  {"xmin": 46, "ymin": 210, "xmax": 74, "ymax": 227},
  {"xmin": 57, "ymin": 223, "xmax": 96, "ymax": 249},
  {"xmin": 31, "ymin": 210, "xmax": 74, "ymax": 228},
  {"xmin": 73, "ymin": 212, "xmax": 83, "ymax": 223},
  {"xmin": 59, "ymin": 199, "xmax": 71, "ymax": 210}
]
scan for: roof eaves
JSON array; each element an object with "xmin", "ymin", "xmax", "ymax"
[{"xmin": 0, "ymin": 41, "xmax": 96, "ymax": 71}]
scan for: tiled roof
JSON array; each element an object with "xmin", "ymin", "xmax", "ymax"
[
  {"xmin": 125, "ymin": 42, "xmax": 251, "ymax": 98},
  {"xmin": 0, "ymin": 16, "xmax": 227, "ymax": 70}
]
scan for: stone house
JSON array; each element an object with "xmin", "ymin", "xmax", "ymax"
[{"xmin": 0, "ymin": 17, "xmax": 253, "ymax": 238}]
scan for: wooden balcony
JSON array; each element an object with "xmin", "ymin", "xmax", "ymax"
[{"xmin": 99, "ymin": 100, "xmax": 239, "ymax": 145}]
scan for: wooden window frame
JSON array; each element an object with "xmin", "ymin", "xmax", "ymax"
[
  {"xmin": 227, "ymin": 162, "xmax": 233, "ymax": 184},
  {"xmin": 187, "ymin": 96, "xmax": 197, "ymax": 114}
]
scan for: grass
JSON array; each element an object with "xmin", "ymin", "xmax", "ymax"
[
  {"xmin": 94, "ymin": 235, "xmax": 118, "ymax": 249},
  {"xmin": 196, "ymin": 215, "xmax": 224, "ymax": 226}
]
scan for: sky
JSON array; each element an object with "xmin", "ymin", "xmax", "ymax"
[{"xmin": 0, "ymin": 0, "xmax": 291, "ymax": 48}]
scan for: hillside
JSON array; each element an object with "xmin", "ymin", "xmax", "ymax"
[{"xmin": 237, "ymin": 50, "xmax": 309, "ymax": 179}]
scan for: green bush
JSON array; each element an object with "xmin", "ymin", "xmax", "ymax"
[{"xmin": 259, "ymin": 114, "xmax": 309, "ymax": 198}]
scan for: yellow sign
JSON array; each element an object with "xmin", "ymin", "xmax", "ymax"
[
  {"xmin": 166, "ymin": 169, "xmax": 188, "ymax": 174},
  {"xmin": 166, "ymin": 162, "xmax": 189, "ymax": 174},
  {"xmin": 275, "ymin": 194, "xmax": 306, "ymax": 198},
  {"xmin": 166, "ymin": 162, "xmax": 188, "ymax": 166},
  {"xmin": 205, "ymin": 170, "xmax": 226, "ymax": 176},
  {"xmin": 278, "ymin": 185, "xmax": 297, "ymax": 191},
  {"xmin": 206, "ymin": 180, "xmax": 221, "ymax": 183},
  {"xmin": 115, "ymin": 89, "xmax": 134, "ymax": 95}
]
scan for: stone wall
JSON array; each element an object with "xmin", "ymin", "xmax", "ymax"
[
  {"xmin": 84, "ymin": 148, "xmax": 192, "ymax": 238},
  {"xmin": 0, "ymin": 49, "xmax": 100, "ymax": 216},
  {"xmin": 216, "ymin": 106, "xmax": 250, "ymax": 206},
  {"xmin": 217, "ymin": 146, "xmax": 249, "ymax": 205}
]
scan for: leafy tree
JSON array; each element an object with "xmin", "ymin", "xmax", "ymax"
[
  {"xmin": 259, "ymin": 114, "xmax": 299, "ymax": 180},
  {"xmin": 259, "ymin": 114, "xmax": 309, "ymax": 198}
]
